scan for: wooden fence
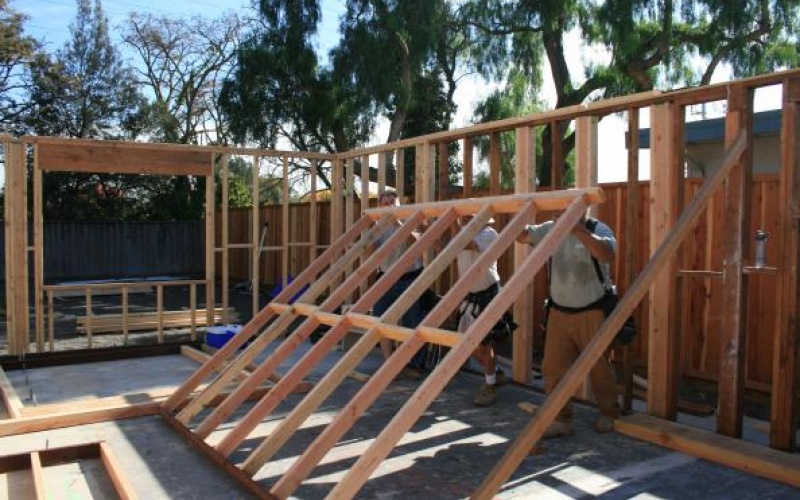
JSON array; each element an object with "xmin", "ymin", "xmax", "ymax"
[{"xmin": 220, "ymin": 174, "xmax": 785, "ymax": 390}]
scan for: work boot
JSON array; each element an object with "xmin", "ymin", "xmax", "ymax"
[
  {"xmin": 594, "ymin": 415, "xmax": 615, "ymax": 434},
  {"xmin": 474, "ymin": 383, "xmax": 497, "ymax": 406},
  {"xmin": 543, "ymin": 420, "xmax": 574, "ymax": 439}
]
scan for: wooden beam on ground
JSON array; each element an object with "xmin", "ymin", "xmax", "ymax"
[
  {"xmin": 615, "ymin": 413, "xmax": 800, "ymax": 488},
  {"xmin": 0, "ymin": 402, "xmax": 160, "ymax": 437},
  {"xmin": 159, "ymin": 409, "xmax": 278, "ymax": 500},
  {"xmin": 99, "ymin": 442, "xmax": 139, "ymax": 500},
  {"xmin": 29, "ymin": 451, "xmax": 45, "ymax": 500},
  {"xmin": 470, "ymin": 132, "xmax": 747, "ymax": 500},
  {"xmin": 717, "ymin": 85, "xmax": 754, "ymax": 437},
  {"xmin": 647, "ymin": 102, "xmax": 683, "ymax": 420},
  {"xmin": 771, "ymin": 78, "xmax": 800, "ymax": 451},
  {"xmin": 0, "ymin": 366, "xmax": 24, "ymax": 418}
]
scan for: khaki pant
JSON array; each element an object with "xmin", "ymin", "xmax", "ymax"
[{"xmin": 542, "ymin": 307, "xmax": 619, "ymax": 422}]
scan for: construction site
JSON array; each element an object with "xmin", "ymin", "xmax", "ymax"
[{"xmin": 1, "ymin": 69, "xmax": 799, "ymax": 499}]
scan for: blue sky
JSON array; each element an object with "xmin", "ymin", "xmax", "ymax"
[{"xmin": 18, "ymin": 0, "xmax": 343, "ymax": 63}]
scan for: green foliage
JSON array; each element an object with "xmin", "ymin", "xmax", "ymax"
[
  {"xmin": 0, "ymin": 0, "xmax": 40, "ymax": 133},
  {"xmin": 23, "ymin": 0, "xmax": 145, "ymax": 138}
]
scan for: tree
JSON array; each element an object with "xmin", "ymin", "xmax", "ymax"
[
  {"xmin": 122, "ymin": 12, "xmax": 244, "ymax": 145},
  {"xmin": 0, "ymin": 0, "xmax": 40, "ymax": 133},
  {"xmin": 24, "ymin": 0, "xmax": 146, "ymax": 139},
  {"xmin": 461, "ymin": 0, "xmax": 800, "ymax": 186}
]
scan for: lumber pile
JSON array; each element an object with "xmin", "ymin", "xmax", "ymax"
[{"xmin": 76, "ymin": 308, "xmax": 239, "ymax": 335}]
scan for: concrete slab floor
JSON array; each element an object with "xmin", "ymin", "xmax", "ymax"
[{"xmin": 1, "ymin": 344, "xmax": 799, "ymax": 499}]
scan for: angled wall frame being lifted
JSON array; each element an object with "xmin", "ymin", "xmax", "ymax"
[{"xmin": 160, "ymin": 187, "xmax": 603, "ymax": 499}]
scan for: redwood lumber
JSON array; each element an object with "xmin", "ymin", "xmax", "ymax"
[
  {"xmin": 615, "ymin": 413, "xmax": 800, "ymax": 488},
  {"xmin": 38, "ymin": 142, "xmax": 212, "ymax": 176},
  {"xmin": 99, "ymin": 442, "xmax": 139, "ymax": 500},
  {"xmin": 717, "ymin": 85, "xmax": 754, "ymax": 437},
  {"xmin": 0, "ymin": 366, "xmax": 24, "ymax": 418},
  {"xmin": 470, "ymin": 132, "xmax": 746, "ymax": 500},
  {"xmin": 771, "ymin": 77, "xmax": 800, "ymax": 451}
]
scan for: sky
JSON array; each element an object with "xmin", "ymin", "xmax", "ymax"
[{"xmin": 13, "ymin": 0, "xmax": 785, "ymax": 185}]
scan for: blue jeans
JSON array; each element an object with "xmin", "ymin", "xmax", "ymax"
[{"xmin": 374, "ymin": 272, "xmax": 428, "ymax": 370}]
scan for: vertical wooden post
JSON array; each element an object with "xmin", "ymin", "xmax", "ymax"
[
  {"xmin": 415, "ymin": 143, "xmax": 435, "ymax": 204},
  {"xmin": 513, "ymin": 126, "xmax": 536, "ymax": 384},
  {"xmin": 282, "ymin": 155, "xmax": 290, "ymax": 287},
  {"xmin": 47, "ymin": 291, "xmax": 54, "ymax": 351},
  {"xmin": 251, "ymin": 155, "xmax": 260, "ymax": 316},
  {"xmin": 574, "ymin": 115, "xmax": 600, "ymax": 399},
  {"xmin": 489, "ymin": 133, "xmax": 501, "ymax": 195},
  {"xmin": 122, "ymin": 288, "xmax": 129, "ymax": 344},
  {"xmin": 771, "ymin": 77, "xmax": 800, "ymax": 450},
  {"xmin": 221, "ymin": 154, "xmax": 230, "ymax": 313},
  {"xmin": 156, "ymin": 284, "xmax": 165, "ymax": 344},
  {"xmin": 717, "ymin": 85, "xmax": 754, "ymax": 438},
  {"xmin": 463, "ymin": 137, "xmax": 473, "ymax": 197},
  {"xmin": 5, "ymin": 140, "xmax": 28, "ymax": 354},
  {"xmin": 396, "ymin": 148, "xmax": 406, "ymax": 202},
  {"xmin": 623, "ymin": 108, "xmax": 641, "ymax": 412},
  {"xmin": 309, "ymin": 159, "xmax": 319, "ymax": 268},
  {"xmin": 32, "ymin": 145, "xmax": 44, "ymax": 352},
  {"xmin": 647, "ymin": 102, "xmax": 682, "ymax": 419},
  {"xmin": 190, "ymin": 283, "xmax": 198, "ymax": 341},
  {"xmin": 85, "ymin": 288, "xmax": 93, "ymax": 349},
  {"xmin": 439, "ymin": 141, "xmax": 449, "ymax": 200},
  {"xmin": 331, "ymin": 158, "xmax": 344, "ymax": 245},
  {"xmin": 551, "ymin": 121, "xmax": 564, "ymax": 188},
  {"xmin": 205, "ymin": 154, "xmax": 216, "ymax": 327}
]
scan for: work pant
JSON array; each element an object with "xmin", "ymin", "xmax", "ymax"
[
  {"xmin": 374, "ymin": 272, "xmax": 427, "ymax": 370},
  {"xmin": 542, "ymin": 307, "xmax": 619, "ymax": 422}
]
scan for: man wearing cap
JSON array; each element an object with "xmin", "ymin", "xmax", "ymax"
[
  {"xmin": 372, "ymin": 189, "xmax": 428, "ymax": 377},
  {"xmin": 456, "ymin": 213, "xmax": 509, "ymax": 406}
]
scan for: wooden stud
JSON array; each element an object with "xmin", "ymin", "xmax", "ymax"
[
  {"xmin": 717, "ymin": 85, "xmax": 754, "ymax": 437},
  {"xmin": 513, "ymin": 126, "xmax": 535, "ymax": 384},
  {"xmin": 29, "ymin": 451, "xmax": 45, "ymax": 500},
  {"xmin": 221, "ymin": 155, "xmax": 230, "ymax": 313},
  {"xmin": 550, "ymin": 121, "xmax": 564, "ymax": 188},
  {"xmin": 205, "ymin": 153, "xmax": 216, "ymax": 328},
  {"xmin": 489, "ymin": 133, "xmax": 501, "ymax": 195},
  {"xmin": 122, "ymin": 287, "xmax": 130, "ymax": 344},
  {"xmin": 156, "ymin": 285, "xmax": 164, "ymax": 344},
  {"xmin": 770, "ymin": 78, "xmax": 800, "ymax": 450},
  {"xmin": 463, "ymin": 136, "xmax": 474, "ymax": 197},
  {"xmin": 623, "ymin": 108, "xmax": 641, "ymax": 412},
  {"xmin": 439, "ymin": 141, "xmax": 449, "ymax": 200},
  {"xmin": 252, "ymin": 155, "xmax": 261, "ymax": 317},
  {"xmin": 647, "ymin": 102, "xmax": 683, "ymax": 420},
  {"xmin": 32, "ymin": 146, "xmax": 44, "ymax": 353},
  {"xmin": 396, "ymin": 148, "xmax": 405, "ymax": 201}
]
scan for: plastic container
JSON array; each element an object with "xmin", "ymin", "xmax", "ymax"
[{"xmin": 206, "ymin": 325, "xmax": 235, "ymax": 349}]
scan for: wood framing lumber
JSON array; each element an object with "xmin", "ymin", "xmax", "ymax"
[
  {"xmin": 321, "ymin": 197, "xmax": 584, "ymax": 500},
  {"xmin": 771, "ymin": 77, "xmax": 800, "ymax": 451},
  {"xmin": 37, "ymin": 142, "xmax": 212, "ymax": 176},
  {"xmin": 218, "ymin": 208, "xmax": 462, "ymax": 458},
  {"xmin": 99, "ymin": 442, "xmax": 139, "ymax": 500},
  {"xmin": 365, "ymin": 188, "xmax": 602, "ymax": 220},
  {"xmin": 513, "ymin": 125, "xmax": 535, "ymax": 384},
  {"xmin": 469, "ymin": 132, "xmax": 747, "ymax": 500},
  {"xmin": 717, "ymin": 85, "xmax": 754, "ymax": 438},
  {"xmin": 615, "ymin": 413, "xmax": 800, "ymax": 488},
  {"xmin": 0, "ymin": 402, "xmax": 160, "ymax": 437},
  {"xmin": 194, "ymin": 210, "xmax": 436, "ymax": 439},
  {"xmin": 159, "ymin": 409, "xmax": 278, "ymax": 500},
  {"xmin": 30, "ymin": 451, "xmax": 45, "ymax": 500},
  {"xmin": 0, "ymin": 366, "xmax": 24, "ymax": 418},
  {"xmin": 175, "ymin": 214, "xmax": 393, "ymax": 425},
  {"xmin": 269, "ymin": 206, "xmax": 504, "ymax": 493},
  {"xmin": 162, "ymin": 215, "xmax": 373, "ymax": 413}
]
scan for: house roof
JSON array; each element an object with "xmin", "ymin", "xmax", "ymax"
[{"xmin": 631, "ymin": 109, "xmax": 782, "ymax": 148}]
